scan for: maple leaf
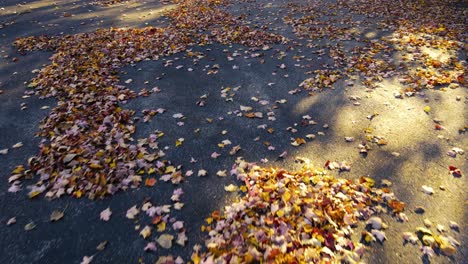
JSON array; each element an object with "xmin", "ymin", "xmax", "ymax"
[
  {"xmin": 100, "ymin": 208, "xmax": 112, "ymax": 221},
  {"xmin": 224, "ymin": 184, "xmax": 238, "ymax": 192},
  {"xmin": 140, "ymin": 226, "xmax": 152, "ymax": 239},
  {"xmin": 126, "ymin": 205, "xmax": 139, "ymax": 219},
  {"xmin": 198, "ymin": 169, "xmax": 207, "ymax": 177}
]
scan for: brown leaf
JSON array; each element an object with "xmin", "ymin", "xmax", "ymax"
[{"xmin": 50, "ymin": 210, "xmax": 64, "ymax": 222}]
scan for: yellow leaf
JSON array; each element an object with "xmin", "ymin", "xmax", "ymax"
[
  {"xmin": 240, "ymin": 185, "xmax": 248, "ymax": 192},
  {"xmin": 276, "ymin": 209, "xmax": 284, "ymax": 217},
  {"xmin": 191, "ymin": 253, "xmax": 201, "ymax": 264},
  {"xmin": 165, "ymin": 166, "xmax": 175, "ymax": 173},
  {"xmin": 140, "ymin": 226, "xmax": 152, "ymax": 239},
  {"xmin": 28, "ymin": 191, "xmax": 41, "ymax": 199},
  {"xmin": 12, "ymin": 165, "xmax": 24, "ymax": 174},
  {"xmin": 75, "ymin": 190, "xmax": 83, "ymax": 198},
  {"xmin": 89, "ymin": 163, "xmax": 103, "ymax": 169},
  {"xmin": 157, "ymin": 222, "xmax": 166, "ymax": 232}
]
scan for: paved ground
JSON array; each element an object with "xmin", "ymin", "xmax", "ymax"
[{"xmin": 0, "ymin": 0, "xmax": 466, "ymax": 263}]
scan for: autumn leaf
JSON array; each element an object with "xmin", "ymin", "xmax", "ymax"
[
  {"xmin": 126, "ymin": 205, "xmax": 139, "ymax": 219},
  {"xmin": 24, "ymin": 221, "xmax": 36, "ymax": 231},
  {"xmin": 140, "ymin": 226, "xmax": 152, "ymax": 239},
  {"xmin": 157, "ymin": 234, "xmax": 174, "ymax": 249},
  {"xmin": 80, "ymin": 255, "xmax": 93, "ymax": 264},
  {"xmin": 198, "ymin": 169, "xmax": 207, "ymax": 177},
  {"xmin": 224, "ymin": 184, "xmax": 238, "ymax": 192},
  {"xmin": 145, "ymin": 178, "xmax": 157, "ymax": 187},
  {"xmin": 6, "ymin": 217, "xmax": 16, "ymax": 226},
  {"xmin": 50, "ymin": 210, "xmax": 64, "ymax": 222},
  {"xmin": 96, "ymin": 241, "xmax": 108, "ymax": 251},
  {"xmin": 100, "ymin": 208, "xmax": 112, "ymax": 221},
  {"xmin": 291, "ymin": 138, "xmax": 306, "ymax": 147}
]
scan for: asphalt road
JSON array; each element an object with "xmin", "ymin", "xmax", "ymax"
[{"xmin": 0, "ymin": 0, "xmax": 466, "ymax": 263}]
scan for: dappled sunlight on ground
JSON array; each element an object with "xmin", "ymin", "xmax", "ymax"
[{"xmin": 0, "ymin": 0, "xmax": 465, "ymax": 263}]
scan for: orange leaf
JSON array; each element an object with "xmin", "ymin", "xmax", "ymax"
[{"xmin": 145, "ymin": 178, "xmax": 157, "ymax": 187}]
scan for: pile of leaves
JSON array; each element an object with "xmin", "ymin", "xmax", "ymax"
[
  {"xmin": 339, "ymin": 0, "xmax": 466, "ymax": 91},
  {"xmin": 9, "ymin": 0, "xmax": 284, "ymax": 200},
  {"xmin": 286, "ymin": 0, "xmax": 465, "ymax": 92},
  {"xmin": 193, "ymin": 159, "xmax": 406, "ymax": 263}
]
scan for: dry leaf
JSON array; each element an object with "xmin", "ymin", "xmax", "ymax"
[
  {"xmin": 6, "ymin": 217, "xmax": 16, "ymax": 226},
  {"xmin": 96, "ymin": 241, "xmax": 108, "ymax": 251},
  {"xmin": 12, "ymin": 142, "xmax": 23, "ymax": 149},
  {"xmin": 157, "ymin": 234, "xmax": 174, "ymax": 249},
  {"xmin": 422, "ymin": 185, "xmax": 434, "ymax": 195},
  {"xmin": 126, "ymin": 205, "xmax": 139, "ymax": 219},
  {"xmin": 50, "ymin": 210, "xmax": 64, "ymax": 222},
  {"xmin": 24, "ymin": 221, "xmax": 36, "ymax": 231},
  {"xmin": 371, "ymin": 229, "xmax": 386, "ymax": 242},
  {"xmin": 224, "ymin": 184, "xmax": 238, "ymax": 192},
  {"xmin": 80, "ymin": 255, "xmax": 94, "ymax": 264},
  {"xmin": 140, "ymin": 226, "xmax": 152, "ymax": 239},
  {"xmin": 216, "ymin": 170, "xmax": 227, "ymax": 177},
  {"xmin": 100, "ymin": 207, "xmax": 112, "ymax": 221}
]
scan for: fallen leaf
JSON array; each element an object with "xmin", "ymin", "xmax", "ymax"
[
  {"xmin": 63, "ymin": 153, "xmax": 77, "ymax": 163},
  {"xmin": 371, "ymin": 229, "xmax": 386, "ymax": 242},
  {"xmin": 24, "ymin": 221, "xmax": 36, "ymax": 231},
  {"xmin": 50, "ymin": 210, "xmax": 64, "ymax": 222},
  {"xmin": 144, "ymin": 242, "xmax": 157, "ymax": 252},
  {"xmin": 100, "ymin": 207, "xmax": 112, "ymax": 221},
  {"xmin": 240, "ymin": 105, "xmax": 252, "ymax": 111},
  {"xmin": 145, "ymin": 178, "xmax": 157, "ymax": 186},
  {"xmin": 6, "ymin": 217, "xmax": 16, "ymax": 226},
  {"xmin": 80, "ymin": 255, "xmax": 94, "ymax": 264},
  {"xmin": 157, "ymin": 234, "xmax": 174, "ymax": 249},
  {"xmin": 436, "ymin": 224, "xmax": 446, "ymax": 233},
  {"xmin": 96, "ymin": 241, "xmax": 108, "ymax": 251},
  {"xmin": 422, "ymin": 185, "xmax": 434, "ymax": 195},
  {"xmin": 291, "ymin": 138, "xmax": 306, "ymax": 146},
  {"xmin": 449, "ymin": 221, "xmax": 459, "ymax": 230},
  {"xmin": 366, "ymin": 217, "xmax": 384, "ymax": 230},
  {"xmin": 216, "ymin": 170, "xmax": 227, "ymax": 177},
  {"xmin": 12, "ymin": 142, "xmax": 23, "ymax": 149},
  {"xmin": 140, "ymin": 226, "xmax": 152, "ymax": 239},
  {"xmin": 224, "ymin": 184, "xmax": 238, "ymax": 192},
  {"xmin": 402, "ymin": 232, "xmax": 418, "ymax": 244},
  {"xmin": 126, "ymin": 205, "xmax": 139, "ymax": 219},
  {"xmin": 176, "ymin": 232, "xmax": 187, "ymax": 246},
  {"xmin": 449, "ymin": 166, "xmax": 462, "ymax": 177}
]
